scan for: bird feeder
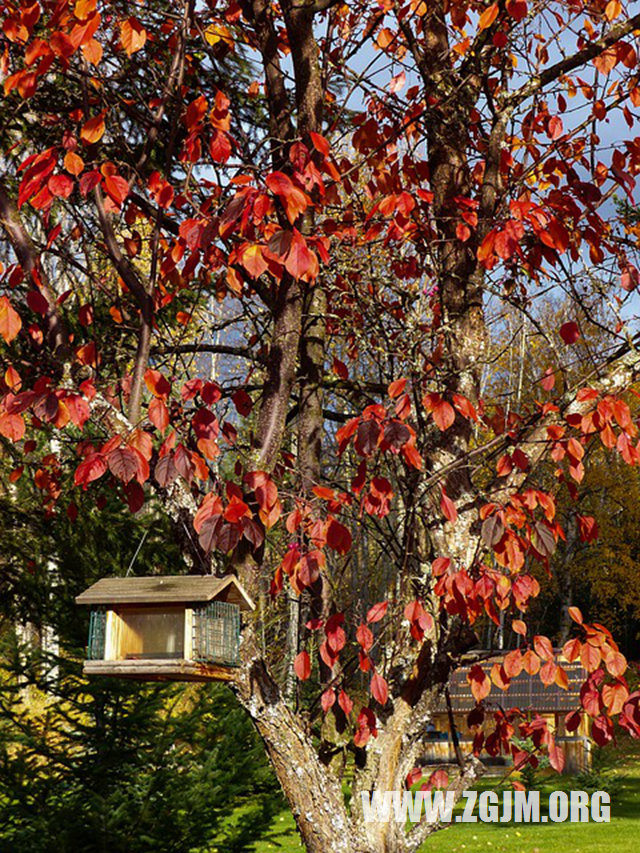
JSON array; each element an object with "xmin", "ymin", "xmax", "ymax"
[{"xmin": 76, "ymin": 575, "xmax": 254, "ymax": 682}]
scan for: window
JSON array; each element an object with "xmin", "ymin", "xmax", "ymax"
[{"xmin": 115, "ymin": 607, "xmax": 185, "ymax": 659}]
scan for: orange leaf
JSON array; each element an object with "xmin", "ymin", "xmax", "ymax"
[
  {"xmin": 580, "ymin": 642, "xmax": 601, "ymax": 672},
  {"xmin": 0, "ymin": 296, "xmax": 22, "ymax": 343},
  {"xmin": 468, "ymin": 664, "xmax": 491, "ymax": 702},
  {"xmin": 81, "ymin": 37, "xmax": 103, "ymax": 65},
  {"xmin": 120, "ymin": 17, "xmax": 147, "ymax": 56},
  {"xmin": 144, "ymin": 369, "xmax": 171, "ymax": 400},
  {"xmin": 478, "ymin": 3, "xmax": 499, "ymax": 30},
  {"xmin": 0, "ymin": 412, "xmax": 25, "ymax": 442},
  {"xmin": 80, "ymin": 113, "xmax": 105, "ymax": 144},
  {"xmin": 568, "ymin": 606, "xmax": 583, "ymax": 624},
  {"xmin": 64, "ymin": 151, "xmax": 84, "ymax": 175},
  {"xmin": 388, "ymin": 377, "xmax": 407, "ymax": 398},
  {"xmin": 602, "ymin": 681, "xmax": 628, "ymax": 715}
]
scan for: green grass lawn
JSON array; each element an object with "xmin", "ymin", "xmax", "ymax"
[{"xmin": 250, "ymin": 738, "xmax": 640, "ymax": 853}]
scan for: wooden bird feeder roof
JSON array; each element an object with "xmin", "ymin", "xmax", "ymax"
[{"xmin": 75, "ymin": 574, "xmax": 255, "ymax": 611}]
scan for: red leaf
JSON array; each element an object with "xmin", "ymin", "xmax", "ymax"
[
  {"xmin": 107, "ymin": 447, "xmax": 138, "ymax": 483},
  {"xmin": 560, "ymin": 321, "xmax": 580, "ymax": 344},
  {"xmin": 371, "ymin": 671, "xmax": 389, "ymax": 705},
  {"xmin": 321, "ymin": 687, "xmax": 335, "ymax": 713},
  {"xmin": 440, "ymin": 486, "xmax": 458, "ymax": 523},
  {"xmin": 592, "ymin": 716, "xmax": 613, "ymax": 746},
  {"xmin": 198, "ymin": 516, "xmax": 223, "ymax": 553},
  {"xmin": 406, "ymin": 767, "xmax": 422, "ymax": 787},
  {"xmin": 48, "ymin": 173, "xmax": 74, "ymax": 198},
  {"xmin": 565, "ymin": 710, "xmax": 582, "ymax": 732},
  {"xmin": 210, "ymin": 129, "xmax": 232, "ymax": 163},
  {"xmin": 503, "ymin": 649, "xmax": 523, "ymax": 678},
  {"xmin": 224, "ymin": 497, "xmax": 251, "ymax": 523},
  {"xmin": 426, "ymin": 769, "xmax": 449, "ymax": 790},
  {"xmin": 232, "ymin": 389, "xmax": 253, "ymax": 416},
  {"xmin": 74, "ymin": 453, "xmax": 107, "ymax": 487},
  {"xmin": 193, "ymin": 492, "xmax": 223, "ymax": 533},
  {"xmin": 326, "ymin": 518, "xmax": 352, "ymax": 554},
  {"xmin": 79, "ymin": 169, "xmax": 101, "ymax": 196},
  {"xmin": 478, "ymin": 3, "xmax": 499, "ymax": 30},
  {"xmin": 605, "ymin": 650, "xmax": 627, "ymax": 678},
  {"xmin": 356, "ymin": 623, "xmax": 374, "ymax": 652},
  {"xmin": 433, "ymin": 400, "xmax": 455, "ymax": 431},
  {"xmin": 338, "ymin": 689, "xmax": 353, "ymax": 715},
  {"xmin": 154, "ymin": 454, "xmax": 177, "ymax": 487},
  {"xmin": 581, "ymin": 643, "xmax": 601, "ymax": 672},
  {"xmin": 506, "ymin": 0, "xmax": 528, "ymax": 21},
  {"xmin": 125, "ymin": 480, "xmax": 145, "ymax": 513},
  {"xmin": 541, "ymin": 368, "xmax": 555, "ymax": 391},
  {"xmin": 332, "ymin": 356, "xmax": 349, "ymax": 380},
  {"xmin": 265, "ymin": 171, "xmax": 310, "ymax": 223},
  {"xmin": 452, "ymin": 393, "xmax": 478, "ymax": 421},
  {"xmin": 512, "ymin": 619, "xmax": 527, "ymax": 636},
  {"xmin": 577, "ymin": 515, "xmax": 598, "ymax": 542},
  {"xmin": 149, "ymin": 398, "xmax": 169, "ymax": 431},
  {"xmin": 294, "ymin": 650, "xmax": 311, "ymax": 680},
  {"xmin": 237, "ymin": 243, "xmax": 267, "ymax": 279},
  {"xmin": 354, "ymin": 707, "xmax": 377, "ymax": 746},
  {"xmin": 355, "ymin": 420, "xmax": 381, "ymax": 456},
  {"xmin": 144, "ymin": 369, "xmax": 171, "ymax": 399},
  {"xmin": 310, "ymin": 131, "xmax": 330, "ymax": 156},
  {"xmin": 27, "ymin": 289, "xmax": 49, "ymax": 315},
  {"xmin": 366, "ymin": 601, "xmax": 388, "ymax": 623},
  {"xmin": 548, "ymin": 739, "xmax": 565, "ymax": 773},
  {"xmin": 562, "ymin": 638, "xmax": 581, "ymax": 663},
  {"xmin": 548, "ymin": 115, "xmax": 563, "ymax": 140},
  {"xmin": 104, "ymin": 174, "xmax": 129, "ymax": 207},
  {"xmin": 283, "ymin": 228, "xmax": 318, "ymax": 281}
]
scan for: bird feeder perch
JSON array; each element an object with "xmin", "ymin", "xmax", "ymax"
[{"xmin": 76, "ymin": 575, "xmax": 254, "ymax": 682}]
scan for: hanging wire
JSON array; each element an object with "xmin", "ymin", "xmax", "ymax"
[{"xmin": 126, "ymin": 528, "xmax": 151, "ymax": 576}]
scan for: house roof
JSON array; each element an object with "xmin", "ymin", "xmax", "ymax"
[
  {"xmin": 438, "ymin": 657, "xmax": 587, "ymax": 714},
  {"xmin": 75, "ymin": 574, "xmax": 255, "ymax": 611}
]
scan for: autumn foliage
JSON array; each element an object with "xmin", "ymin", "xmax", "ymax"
[{"xmin": 2, "ymin": 1, "xmax": 640, "ymax": 850}]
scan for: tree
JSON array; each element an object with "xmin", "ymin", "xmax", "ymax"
[{"xmin": 2, "ymin": 2, "xmax": 640, "ymax": 852}]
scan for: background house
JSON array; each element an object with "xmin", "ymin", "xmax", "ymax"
[{"xmin": 423, "ymin": 657, "xmax": 591, "ymax": 774}]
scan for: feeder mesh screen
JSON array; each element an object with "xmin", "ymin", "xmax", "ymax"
[
  {"xmin": 193, "ymin": 601, "xmax": 240, "ymax": 666},
  {"xmin": 87, "ymin": 608, "xmax": 106, "ymax": 660}
]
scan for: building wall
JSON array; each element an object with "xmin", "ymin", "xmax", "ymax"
[{"xmin": 421, "ymin": 712, "xmax": 591, "ymax": 774}]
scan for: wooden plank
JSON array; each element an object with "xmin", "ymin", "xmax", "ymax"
[
  {"xmin": 83, "ymin": 658, "xmax": 236, "ymax": 682},
  {"xmin": 76, "ymin": 575, "xmax": 255, "ymax": 610},
  {"xmin": 184, "ymin": 607, "xmax": 193, "ymax": 660}
]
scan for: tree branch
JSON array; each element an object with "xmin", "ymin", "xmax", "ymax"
[
  {"xmin": 0, "ymin": 180, "xmax": 70, "ymax": 358},
  {"xmin": 506, "ymin": 13, "xmax": 640, "ymax": 106}
]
